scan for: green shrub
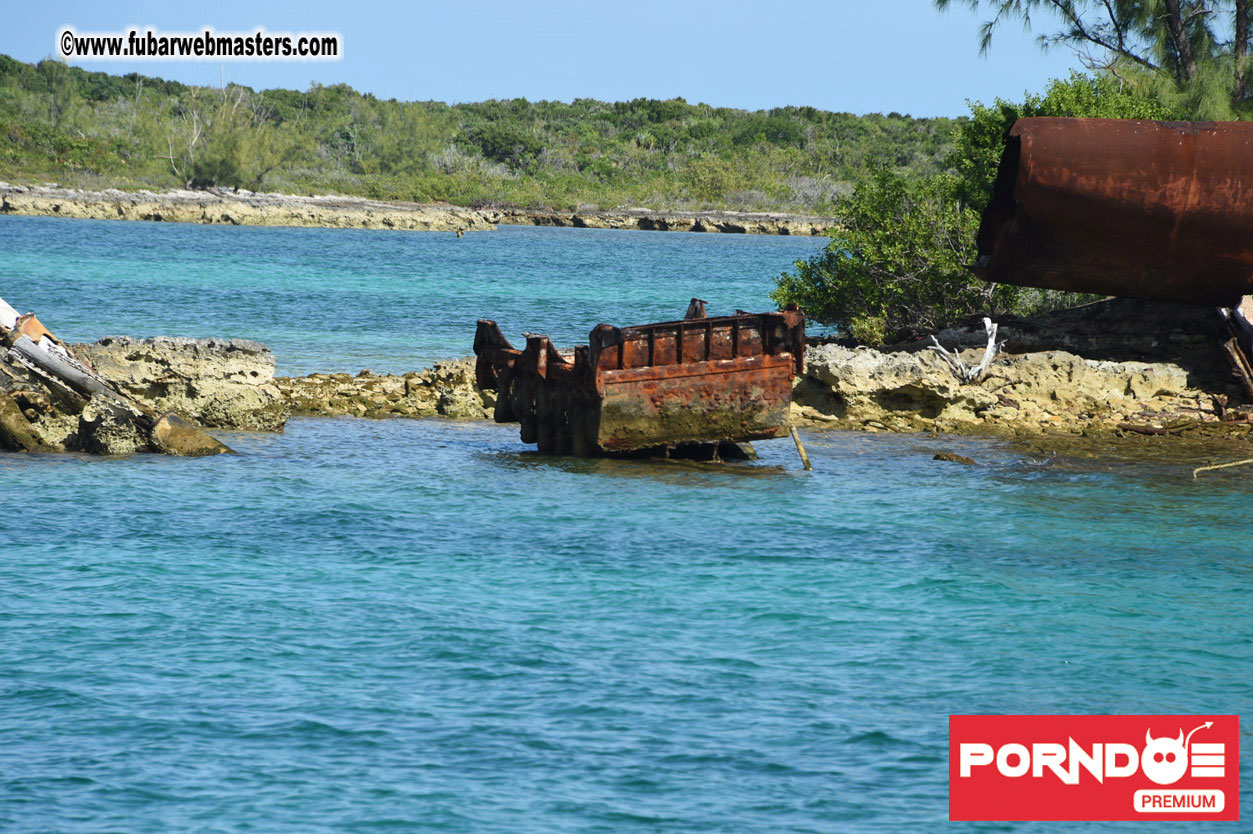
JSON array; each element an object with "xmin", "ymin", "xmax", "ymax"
[
  {"xmin": 949, "ymin": 73, "xmax": 1183, "ymax": 207},
  {"xmin": 460, "ymin": 122, "xmax": 542, "ymax": 172},
  {"xmin": 775, "ymin": 74, "xmax": 1176, "ymax": 342},
  {"xmin": 771, "ymin": 167, "xmax": 1000, "ymax": 342}
]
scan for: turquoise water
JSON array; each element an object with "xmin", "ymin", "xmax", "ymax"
[
  {"xmin": 0, "ymin": 217, "xmax": 822, "ymax": 375},
  {"xmin": 1, "ymin": 216, "xmax": 1251, "ymax": 832}
]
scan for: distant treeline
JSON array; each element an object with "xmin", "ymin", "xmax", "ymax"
[{"xmin": 0, "ymin": 54, "xmax": 957, "ymax": 213}]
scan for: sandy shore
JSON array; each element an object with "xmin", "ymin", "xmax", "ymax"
[{"xmin": 0, "ymin": 182, "xmax": 836, "ymax": 236}]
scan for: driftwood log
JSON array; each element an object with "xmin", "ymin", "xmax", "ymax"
[
  {"xmin": 9, "ymin": 335, "xmax": 114, "ymax": 398},
  {"xmin": 928, "ymin": 317, "xmax": 1003, "ymax": 384}
]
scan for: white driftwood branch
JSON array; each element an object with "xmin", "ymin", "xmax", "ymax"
[
  {"xmin": 0, "ymin": 296, "xmax": 18, "ymax": 331},
  {"xmin": 928, "ymin": 317, "xmax": 1002, "ymax": 383},
  {"xmin": 1194, "ymin": 458, "xmax": 1253, "ymax": 478},
  {"xmin": 8, "ymin": 335, "xmax": 114, "ymax": 399}
]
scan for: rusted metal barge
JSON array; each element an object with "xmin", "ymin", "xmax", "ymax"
[
  {"xmin": 473, "ymin": 300, "xmax": 805, "ymax": 457},
  {"xmin": 973, "ymin": 117, "xmax": 1253, "ymax": 306}
]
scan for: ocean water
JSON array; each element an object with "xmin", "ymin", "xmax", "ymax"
[
  {"xmin": 0, "ymin": 216, "xmax": 824, "ymax": 375},
  {"xmin": 1, "ymin": 216, "xmax": 1250, "ymax": 833}
]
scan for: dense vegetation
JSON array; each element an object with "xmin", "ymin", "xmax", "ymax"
[
  {"xmin": 940, "ymin": 0, "xmax": 1253, "ymax": 120},
  {"xmin": 0, "ymin": 54, "xmax": 957, "ymax": 214},
  {"xmin": 772, "ymin": 73, "xmax": 1187, "ymax": 343},
  {"xmin": 774, "ymin": 0, "xmax": 1252, "ymax": 344}
]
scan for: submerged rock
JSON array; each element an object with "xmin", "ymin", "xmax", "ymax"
[
  {"xmin": 933, "ymin": 452, "xmax": 978, "ymax": 466},
  {"xmin": 151, "ymin": 413, "xmax": 233, "ymax": 457}
]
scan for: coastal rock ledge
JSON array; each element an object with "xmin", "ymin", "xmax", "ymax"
[
  {"xmin": 792, "ymin": 299, "xmax": 1240, "ymax": 434},
  {"xmin": 6, "ymin": 299, "xmax": 1241, "ymax": 456},
  {"xmin": 276, "ymin": 359, "xmax": 495, "ymax": 421},
  {"xmin": 0, "ymin": 183, "xmax": 494, "ymax": 232},
  {"xmin": 73, "ymin": 336, "xmax": 290, "ymax": 432},
  {"xmin": 485, "ymin": 207, "xmax": 836, "ymax": 236},
  {"xmin": 0, "ymin": 183, "xmax": 833, "ymax": 237}
]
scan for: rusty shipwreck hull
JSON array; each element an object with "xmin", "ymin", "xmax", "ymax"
[
  {"xmin": 474, "ymin": 301, "xmax": 805, "ymax": 456},
  {"xmin": 973, "ymin": 117, "xmax": 1253, "ymax": 306}
]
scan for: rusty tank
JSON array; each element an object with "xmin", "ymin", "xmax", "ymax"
[
  {"xmin": 972, "ymin": 117, "xmax": 1253, "ymax": 306},
  {"xmin": 473, "ymin": 300, "xmax": 805, "ymax": 457}
]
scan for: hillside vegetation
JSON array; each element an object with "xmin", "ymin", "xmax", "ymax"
[{"xmin": 0, "ymin": 55, "xmax": 957, "ymax": 214}]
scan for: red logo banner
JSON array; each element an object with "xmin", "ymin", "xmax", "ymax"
[{"xmin": 949, "ymin": 715, "xmax": 1239, "ymax": 821}]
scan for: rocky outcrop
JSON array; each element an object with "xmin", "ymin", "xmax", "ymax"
[
  {"xmin": 793, "ymin": 299, "xmax": 1238, "ymax": 434},
  {"xmin": 795, "ymin": 344, "xmax": 1212, "ymax": 432},
  {"xmin": 1, "ymin": 332, "xmax": 494, "ymax": 454},
  {"xmin": 485, "ymin": 207, "xmax": 835, "ymax": 236},
  {"xmin": 73, "ymin": 336, "xmax": 290, "ymax": 431},
  {"xmin": 277, "ymin": 358, "xmax": 495, "ymax": 420},
  {"xmin": 0, "ymin": 183, "xmax": 834, "ymax": 236},
  {"xmin": 0, "ymin": 183, "xmax": 495, "ymax": 232},
  {"xmin": 0, "ymin": 342, "xmax": 233, "ymax": 456},
  {"xmin": 5, "ymin": 293, "xmax": 1243, "ymax": 458}
]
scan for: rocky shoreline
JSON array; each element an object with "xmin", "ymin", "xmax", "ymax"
[
  {"xmin": 0, "ymin": 183, "xmax": 493, "ymax": 232},
  {"xmin": 277, "ymin": 359, "xmax": 494, "ymax": 421},
  {"xmin": 0, "ymin": 183, "xmax": 835, "ymax": 237},
  {"xmin": 485, "ymin": 207, "xmax": 835, "ymax": 236},
  {"xmin": 792, "ymin": 299, "xmax": 1246, "ymax": 436},
  {"xmin": 6, "ymin": 298, "xmax": 1250, "ymax": 460}
]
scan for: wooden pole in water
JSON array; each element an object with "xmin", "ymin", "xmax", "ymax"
[{"xmin": 789, "ymin": 426, "xmax": 812, "ymax": 471}]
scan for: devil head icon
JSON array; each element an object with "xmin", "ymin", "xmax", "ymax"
[{"xmin": 1141, "ymin": 728, "xmax": 1188, "ymax": 785}]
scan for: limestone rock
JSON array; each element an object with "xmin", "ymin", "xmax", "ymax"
[
  {"xmin": 0, "ymin": 183, "xmax": 495, "ymax": 233},
  {"xmin": 73, "ymin": 336, "xmax": 290, "ymax": 431},
  {"xmin": 151, "ymin": 413, "xmax": 233, "ymax": 457},
  {"xmin": 277, "ymin": 357, "xmax": 494, "ymax": 421},
  {"xmin": 77, "ymin": 401, "xmax": 148, "ymax": 455},
  {"xmin": 0, "ymin": 392, "xmax": 54, "ymax": 452},
  {"xmin": 0, "ymin": 377, "xmax": 81, "ymax": 451},
  {"xmin": 483, "ymin": 207, "xmax": 836, "ymax": 236},
  {"xmin": 796, "ymin": 339, "xmax": 1211, "ymax": 434},
  {"xmin": 798, "ymin": 343, "xmax": 998, "ymax": 430}
]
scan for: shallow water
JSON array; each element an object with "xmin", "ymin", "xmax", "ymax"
[
  {"xmin": 1, "ymin": 217, "xmax": 1250, "ymax": 832},
  {"xmin": 0, "ymin": 216, "xmax": 822, "ymax": 375}
]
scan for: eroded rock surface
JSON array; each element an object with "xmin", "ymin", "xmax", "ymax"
[
  {"xmin": 277, "ymin": 358, "xmax": 495, "ymax": 420},
  {"xmin": 793, "ymin": 299, "xmax": 1234, "ymax": 434},
  {"xmin": 485, "ymin": 207, "xmax": 835, "ymax": 236},
  {"xmin": 0, "ymin": 341, "xmax": 233, "ymax": 456},
  {"xmin": 0, "ymin": 183, "xmax": 494, "ymax": 232},
  {"xmin": 74, "ymin": 336, "xmax": 290, "ymax": 431},
  {"xmin": 0, "ymin": 183, "xmax": 832, "ymax": 236}
]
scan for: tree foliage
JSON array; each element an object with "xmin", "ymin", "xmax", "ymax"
[
  {"xmin": 163, "ymin": 85, "xmax": 301, "ymax": 189},
  {"xmin": 937, "ymin": 1, "xmax": 1253, "ymax": 118},
  {"xmin": 0, "ymin": 54, "xmax": 957, "ymax": 213},
  {"xmin": 771, "ymin": 168, "xmax": 991, "ymax": 343},
  {"xmin": 773, "ymin": 74, "xmax": 1169, "ymax": 342}
]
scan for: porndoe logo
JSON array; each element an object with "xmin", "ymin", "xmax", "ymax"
[{"xmin": 948, "ymin": 715, "xmax": 1239, "ymax": 821}]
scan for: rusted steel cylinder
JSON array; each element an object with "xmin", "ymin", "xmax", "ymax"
[{"xmin": 973, "ymin": 117, "xmax": 1253, "ymax": 306}]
